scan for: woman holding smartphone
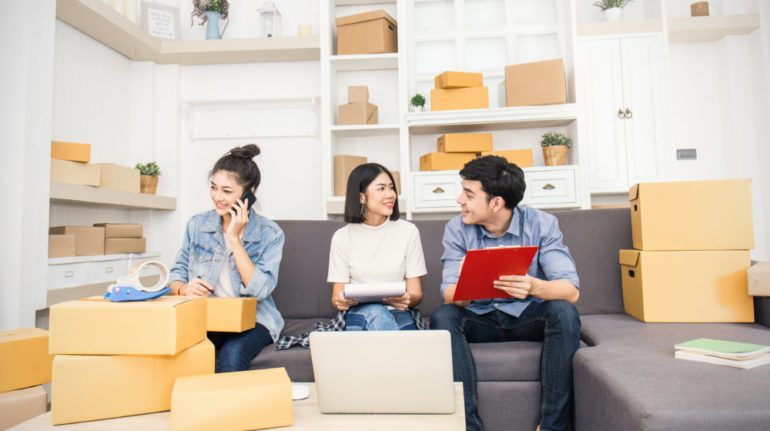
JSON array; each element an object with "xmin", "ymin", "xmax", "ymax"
[{"xmin": 168, "ymin": 144, "xmax": 285, "ymax": 372}]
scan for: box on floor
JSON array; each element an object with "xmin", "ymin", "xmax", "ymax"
[
  {"xmin": 0, "ymin": 386, "xmax": 47, "ymax": 430},
  {"xmin": 0, "ymin": 328, "xmax": 52, "ymax": 393}
]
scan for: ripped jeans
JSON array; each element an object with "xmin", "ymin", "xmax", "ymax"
[{"xmin": 345, "ymin": 303, "xmax": 417, "ymax": 331}]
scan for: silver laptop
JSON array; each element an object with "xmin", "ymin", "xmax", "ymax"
[{"xmin": 310, "ymin": 330, "xmax": 456, "ymax": 414}]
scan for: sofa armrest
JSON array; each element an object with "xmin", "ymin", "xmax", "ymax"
[{"xmin": 755, "ymin": 297, "xmax": 770, "ymax": 328}]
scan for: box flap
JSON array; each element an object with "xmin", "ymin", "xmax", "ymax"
[
  {"xmin": 629, "ymin": 184, "xmax": 640, "ymax": 201},
  {"xmin": 336, "ymin": 9, "xmax": 396, "ymax": 27},
  {"xmin": 619, "ymin": 249, "xmax": 640, "ymax": 267}
]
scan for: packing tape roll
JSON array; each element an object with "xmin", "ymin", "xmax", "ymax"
[{"xmin": 116, "ymin": 260, "xmax": 170, "ymax": 292}]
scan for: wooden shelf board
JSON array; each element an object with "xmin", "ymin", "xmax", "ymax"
[
  {"xmin": 50, "ymin": 182, "xmax": 177, "ymax": 210},
  {"xmin": 406, "ymin": 104, "xmax": 579, "ymax": 135},
  {"xmin": 668, "ymin": 14, "xmax": 760, "ymax": 43},
  {"xmin": 330, "ymin": 53, "xmax": 399, "ymax": 71},
  {"xmin": 331, "ymin": 124, "xmax": 400, "ymax": 137}
]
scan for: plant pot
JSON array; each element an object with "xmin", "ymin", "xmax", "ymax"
[
  {"xmin": 691, "ymin": 2, "xmax": 709, "ymax": 17},
  {"xmin": 604, "ymin": 7, "xmax": 622, "ymax": 22},
  {"xmin": 543, "ymin": 145, "xmax": 569, "ymax": 166},
  {"xmin": 205, "ymin": 11, "xmax": 222, "ymax": 39},
  {"xmin": 140, "ymin": 175, "xmax": 158, "ymax": 195},
  {"xmin": 410, "ymin": 105, "xmax": 425, "ymax": 113}
]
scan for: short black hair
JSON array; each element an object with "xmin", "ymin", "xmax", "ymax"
[
  {"xmin": 210, "ymin": 144, "xmax": 261, "ymax": 192},
  {"xmin": 459, "ymin": 155, "xmax": 526, "ymax": 209},
  {"xmin": 343, "ymin": 163, "xmax": 400, "ymax": 223}
]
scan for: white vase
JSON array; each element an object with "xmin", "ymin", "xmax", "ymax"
[{"xmin": 604, "ymin": 7, "xmax": 622, "ymax": 22}]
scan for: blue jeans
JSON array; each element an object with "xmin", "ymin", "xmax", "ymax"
[
  {"xmin": 430, "ymin": 301, "xmax": 581, "ymax": 431},
  {"xmin": 345, "ymin": 303, "xmax": 417, "ymax": 331},
  {"xmin": 207, "ymin": 323, "xmax": 273, "ymax": 373}
]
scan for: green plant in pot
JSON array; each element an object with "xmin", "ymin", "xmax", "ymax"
[
  {"xmin": 593, "ymin": 0, "xmax": 633, "ymax": 22},
  {"xmin": 135, "ymin": 162, "xmax": 161, "ymax": 195},
  {"xmin": 540, "ymin": 132, "xmax": 572, "ymax": 166},
  {"xmin": 410, "ymin": 93, "xmax": 426, "ymax": 112}
]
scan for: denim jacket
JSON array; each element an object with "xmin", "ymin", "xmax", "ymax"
[{"xmin": 168, "ymin": 209, "xmax": 285, "ymax": 342}]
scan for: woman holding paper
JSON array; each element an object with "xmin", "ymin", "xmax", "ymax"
[{"xmin": 327, "ymin": 163, "xmax": 427, "ymax": 331}]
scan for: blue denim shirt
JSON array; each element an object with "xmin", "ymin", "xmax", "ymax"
[
  {"xmin": 441, "ymin": 205, "xmax": 579, "ymax": 317},
  {"xmin": 168, "ymin": 209, "xmax": 285, "ymax": 341}
]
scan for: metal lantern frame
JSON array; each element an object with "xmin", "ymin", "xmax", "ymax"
[{"xmin": 258, "ymin": 1, "xmax": 282, "ymax": 38}]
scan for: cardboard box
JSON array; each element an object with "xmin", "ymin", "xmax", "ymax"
[
  {"xmin": 0, "ymin": 328, "xmax": 52, "ymax": 393},
  {"xmin": 52, "ymin": 339, "xmax": 214, "ymax": 425},
  {"xmin": 348, "ymin": 86, "xmax": 369, "ymax": 103},
  {"xmin": 94, "ymin": 223, "xmax": 143, "ymax": 238},
  {"xmin": 50, "ymin": 159, "xmax": 100, "ymax": 187},
  {"xmin": 339, "ymin": 102, "xmax": 378, "ymax": 125},
  {"xmin": 171, "ymin": 368, "xmax": 292, "ymax": 431},
  {"xmin": 336, "ymin": 10, "xmax": 397, "ymax": 55},
  {"xmin": 105, "ymin": 237, "xmax": 147, "ymax": 254},
  {"xmin": 391, "ymin": 171, "xmax": 401, "ymax": 193},
  {"xmin": 431, "ymin": 87, "xmax": 489, "ymax": 111},
  {"xmin": 630, "ymin": 179, "xmax": 754, "ymax": 251},
  {"xmin": 51, "ymin": 140, "xmax": 90, "ymax": 163},
  {"xmin": 434, "ymin": 71, "xmax": 484, "ymax": 89},
  {"xmin": 49, "ymin": 296, "xmax": 206, "ymax": 355},
  {"xmin": 504, "ymin": 59, "xmax": 566, "ymax": 107},
  {"xmin": 48, "ymin": 234, "xmax": 76, "ymax": 258},
  {"xmin": 748, "ymin": 262, "xmax": 770, "ymax": 296},
  {"xmin": 420, "ymin": 152, "xmax": 477, "ymax": 171},
  {"xmin": 206, "ymin": 298, "xmax": 257, "ymax": 333},
  {"xmin": 94, "ymin": 163, "xmax": 140, "ymax": 193},
  {"xmin": 49, "ymin": 226, "xmax": 105, "ymax": 256},
  {"xmin": 481, "ymin": 149, "xmax": 534, "ymax": 168},
  {"xmin": 437, "ymin": 133, "xmax": 493, "ymax": 153},
  {"xmin": 334, "ymin": 155, "xmax": 367, "ymax": 196},
  {"xmin": 0, "ymin": 386, "xmax": 47, "ymax": 430},
  {"xmin": 619, "ymin": 249, "xmax": 754, "ymax": 322}
]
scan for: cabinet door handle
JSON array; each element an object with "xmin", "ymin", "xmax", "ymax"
[
  {"xmin": 617, "ymin": 109, "xmax": 625, "ymax": 119},
  {"xmin": 432, "ymin": 187, "xmax": 445, "ymax": 194},
  {"xmin": 542, "ymin": 183, "xmax": 556, "ymax": 190},
  {"xmin": 64, "ymin": 271, "xmax": 74, "ymax": 278},
  {"xmin": 624, "ymin": 108, "xmax": 633, "ymax": 119}
]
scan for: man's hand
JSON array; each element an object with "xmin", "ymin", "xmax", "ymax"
[{"xmin": 493, "ymin": 274, "xmax": 541, "ymax": 299}]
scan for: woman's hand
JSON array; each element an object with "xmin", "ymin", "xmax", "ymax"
[
  {"xmin": 332, "ymin": 288, "xmax": 358, "ymax": 311},
  {"xmin": 383, "ymin": 292, "xmax": 411, "ymax": 311},
  {"xmin": 179, "ymin": 278, "xmax": 214, "ymax": 296},
  {"xmin": 226, "ymin": 198, "xmax": 249, "ymax": 241}
]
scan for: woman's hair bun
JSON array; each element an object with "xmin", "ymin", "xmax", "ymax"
[{"xmin": 229, "ymin": 144, "xmax": 260, "ymax": 160}]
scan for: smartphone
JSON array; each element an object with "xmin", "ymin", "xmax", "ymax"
[{"xmin": 235, "ymin": 189, "xmax": 257, "ymax": 213}]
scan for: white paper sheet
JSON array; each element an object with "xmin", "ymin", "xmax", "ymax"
[{"xmin": 343, "ymin": 282, "xmax": 406, "ymax": 303}]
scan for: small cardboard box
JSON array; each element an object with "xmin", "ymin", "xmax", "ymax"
[
  {"xmin": 336, "ymin": 10, "xmax": 397, "ymax": 55},
  {"xmin": 619, "ymin": 249, "xmax": 754, "ymax": 322},
  {"xmin": 49, "ymin": 226, "xmax": 105, "ymax": 256},
  {"xmin": 481, "ymin": 149, "xmax": 534, "ymax": 168},
  {"xmin": 94, "ymin": 163, "xmax": 140, "ymax": 193},
  {"xmin": 434, "ymin": 71, "xmax": 484, "ymax": 89},
  {"xmin": 630, "ymin": 179, "xmax": 754, "ymax": 251},
  {"xmin": 52, "ymin": 339, "xmax": 214, "ymax": 425},
  {"xmin": 748, "ymin": 262, "xmax": 770, "ymax": 297},
  {"xmin": 48, "ymin": 234, "xmax": 76, "ymax": 258},
  {"xmin": 206, "ymin": 298, "xmax": 257, "ymax": 333},
  {"xmin": 105, "ymin": 237, "xmax": 147, "ymax": 254},
  {"xmin": 94, "ymin": 223, "xmax": 143, "ymax": 238},
  {"xmin": 339, "ymin": 102, "xmax": 378, "ymax": 125},
  {"xmin": 420, "ymin": 152, "xmax": 477, "ymax": 171},
  {"xmin": 171, "ymin": 368, "xmax": 293, "ymax": 431},
  {"xmin": 50, "ymin": 159, "xmax": 100, "ymax": 187},
  {"xmin": 437, "ymin": 133, "xmax": 493, "ymax": 153},
  {"xmin": 0, "ymin": 328, "xmax": 52, "ymax": 393},
  {"xmin": 49, "ymin": 296, "xmax": 206, "ymax": 355},
  {"xmin": 431, "ymin": 87, "xmax": 489, "ymax": 111},
  {"xmin": 51, "ymin": 140, "xmax": 90, "ymax": 163},
  {"xmin": 0, "ymin": 386, "xmax": 47, "ymax": 430},
  {"xmin": 348, "ymin": 86, "xmax": 369, "ymax": 104},
  {"xmin": 334, "ymin": 155, "xmax": 367, "ymax": 196},
  {"xmin": 504, "ymin": 59, "xmax": 566, "ymax": 107},
  {"xmin": 391, "ymin": 171, "xmax": 401, "ymax": 193}
]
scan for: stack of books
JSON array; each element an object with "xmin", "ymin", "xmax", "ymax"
[{"xmin": 674, "ymin": 338, "xmax": 770, "ymax": 369}]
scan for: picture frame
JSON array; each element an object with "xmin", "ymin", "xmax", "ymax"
[{"xmin": 141, "ymin": 2, "xmax": 180, "ymax": 40}]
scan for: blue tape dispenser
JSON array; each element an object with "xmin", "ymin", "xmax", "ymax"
[{"xmin": 104, "ymin": 260, "xmax": 171, "ymax": 302}]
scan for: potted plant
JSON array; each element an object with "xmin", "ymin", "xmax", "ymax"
[
  {"xmin": 410, "ymin": 93, "xmax": 426, "ymax": 112},
  {"xmin": 540, "ymin": 132, "xmax": 572, "ymax": 166},
  {"xmin": 135, "ymin": 162, "xmax": 161, "ymax": 195},
  {"xmin": 191, "ymin": 0, "xmax": 230, "ymax": 39},
  {"xmin": 593, "ymin": 0, "xmax": 632, "ymax": 22}
]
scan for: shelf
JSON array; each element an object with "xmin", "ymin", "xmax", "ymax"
[
  {"xmin": 326, "ymin": 195, "xmax": 406, "ymax": 215},
  {"xmin": 668, "ymin": 14, "xmax": 760, "ymax": 43},
  {"xmin": 406, "ymin": 104, "xmax": 579, "ymax": 134},
  {"xmin": 336, "ymin": 0, "xmax": 396, "ymax": 5},
  {"xmin": 56, "ymin": 0, "xmax": 320, "ymax": 64},
  {"xmin": 50, "ymin": 182, "xmax": 177, "ymax": 210},
  {"xmin": 330, "ymin": 54, "xmax": 399, "ymax": 71},
  {"xmin": 578, "ymin": 19, "xmax": 663, "ymax": 37},
  {"xmin": 331, "ymin": 124, "xmax": 400, "ymax": 137}
]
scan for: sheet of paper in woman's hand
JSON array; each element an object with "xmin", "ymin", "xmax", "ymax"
[{"xmin": 344, "ymin": 282, "xmax": 406, "ymax": 303}]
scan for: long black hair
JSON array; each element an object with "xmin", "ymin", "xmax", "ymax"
[
  {"xmin": 210, "ymin": 144, "xmax": 261, "ymax": 192},
  {"xmin": 344, "ymin": 163, "xmax": 400, "ymax": 223}
]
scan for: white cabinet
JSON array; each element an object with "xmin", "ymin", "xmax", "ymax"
[{"xmin": 579, "ymin": 35, "xmax": 667, "ymax": 193}]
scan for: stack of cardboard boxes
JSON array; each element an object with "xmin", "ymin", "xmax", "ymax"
[
  {"xmin": 431, "ymin": 71, "xmax": 489, "ymax": 111},
  {"xmin": 51, "ymin": 141, "xmax": 141, "ymax": 192},
  {"xmin": 420, "ymin": 133, "xmax": 535, "ymax": 171},
  {"xmin": 619, "ymin": 179, "xmax": 755, "ymax": 322},
  {"xmin": 0, "ymin": 328, "xmax": 52, "ymax": 430},
  {"xmin": 49, "ymin": 223, "xmax": 146, "ymax": 258},
  {"xmin": 96, "ymin": 223, "xmax": 146, "ymax": 255},
  {"xmin": 339, "ymin": 86, "xmax": 378, "ymax": 125}
]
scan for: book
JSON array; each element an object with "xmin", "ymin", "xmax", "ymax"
[
  {"xmin": 452, "ymin": 246, "xmax": 538, "ymax": 301},
  {"xmin": 343, "ymin": 282, "xmax": 405, "ymax": 304},
  {"xmin": 674, "ymin": 338, "xmax": 770, "ymax": 369}
]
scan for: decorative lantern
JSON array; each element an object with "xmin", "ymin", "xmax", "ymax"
[{"xmin": 258, "ymin": 1, "xmax": 282, "ymax": 38}]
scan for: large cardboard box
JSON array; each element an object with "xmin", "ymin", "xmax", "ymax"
[
  {"xmin": 50, "ymin": 159, "xmax": 100, "ymax": 187},
  {"xmin": 437, "ymin": 133, "xmax": 493, "ymax": 153},
  {"xmin": 206, "ymin": 298, "xmax": 257, "ymax": 333},
  {"xmin": 48, "ymin": 234, "xmax": 76, "ymax": 258},
  {"xmin": 504, "ymin": 59, "xmax": 566, "ymax": 107},
  {"xmin": 339, "ymin": 102, "xmax": 378, "ymax": 125},
  {"xmin": 630, "ymin": 179, "xmax": 754, "ymax": 251},
  {"xmin": 431, "ymin": 87, "xmax": 489, "ymax": 111},
  {"xmin": 94, "ymin": 223, "xmax": 143, "ymax": 238},
  {"xmin": 95, "ymin": 163, "xmax": 140, "ymax": 193},
  {"xmin": 52, "ymin": 339, "xmax": 214, "ymax": 425},
  {"xmin": 619, "ymin": 249, "xmax": 754, "ymax": 322},
  {"xmin": 0, "ymin": 386, "xmax": 47, "ymax": 430},
  {"xmin": 49, "ymin": 226, "xmax": 105, "ymax": 256},
  {"xmin": 348, "ymin": 85, "xmax": 369, "ymax": 103},
  {"xmin": 336, "ymin": 10, "xmax": 397, "ymax": 55},
  {"xmin": 171, "ymin": 368, "xmax": 292, "ymax": 431},
  {"xmin": 0, "ymin": 328, "xmax": 52, "ymax": 393},
  {"xmin": 49, "ymin": 296, "xmax": 206, "ymax": 355},
  {"xmin": 748, "ymin": 262, "xmax": 770, "ymax": 297},
  {"xmin": 334, "ymin": 155, "xmax": 367, "ymax": 196},
  {"xmin": 434, "ymin": 71, "xmax": 484, "ymax": 89},
  {"xmin": 105, "ymin": 237, "xmax": 147, "ymax": 254},
  {"xmin": 51, "ymin": 140, "xmax": 90, "ymax": 163},
  {"xmin": 481, "ymin": 149, "xmax": 534, "ymax": 168},
  {"xmin": 420, "ymin": 152, "xmax": 477, "ymax": 171}
]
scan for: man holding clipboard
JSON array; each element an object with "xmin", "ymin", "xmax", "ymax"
[{"xmin": 430, "ymin": 156, "xmax": 581, "ymax": 431}]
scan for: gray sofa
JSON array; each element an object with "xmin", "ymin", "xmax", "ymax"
[{"xmin": 251, "ymin": 209, "xmax": 770, "ymax": 431}]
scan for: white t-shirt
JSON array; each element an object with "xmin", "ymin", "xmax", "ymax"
[
  {"xmin": 213, "ymin": 235, "xmax": 238, "ymax": 297},
  {"xmin": 327, "ymin": 219, "xmax": 427, "ymax": 284}
]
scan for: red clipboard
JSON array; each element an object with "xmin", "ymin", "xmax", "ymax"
[{"xmin": 452, "ymin": 246, "xmax": 539, "ymax": 301}]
